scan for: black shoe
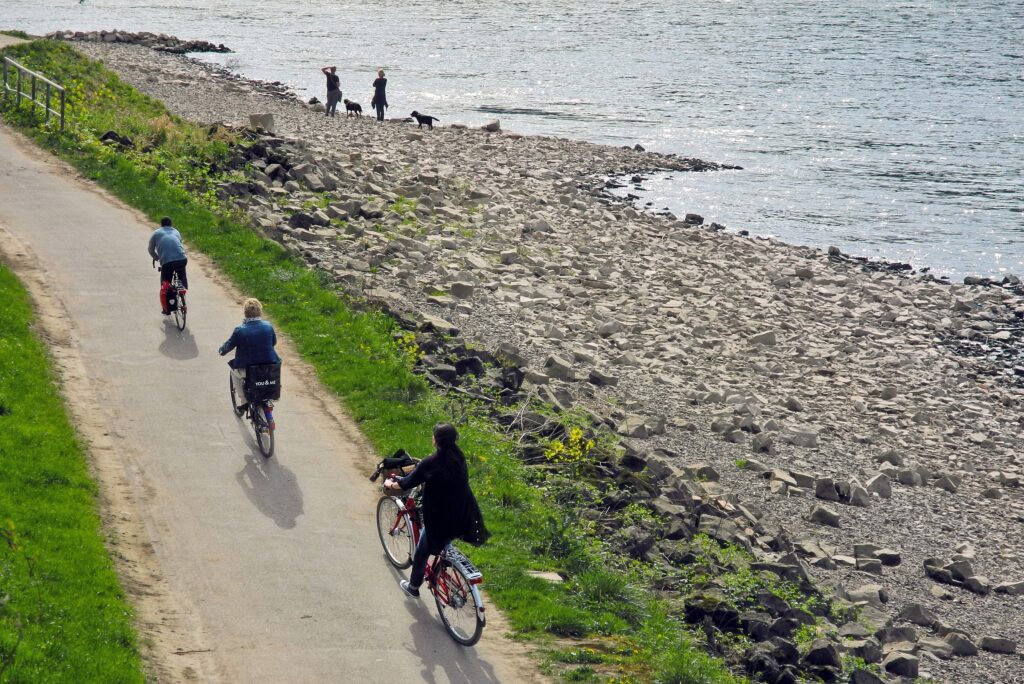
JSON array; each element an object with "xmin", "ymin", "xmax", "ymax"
[{"xmin": 400, "ymin": 580, "xmax": 420, "ymax": 598}]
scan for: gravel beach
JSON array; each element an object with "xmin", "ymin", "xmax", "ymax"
[{"xmin": 73, "ymin": 40, "xmax": 1024, "ymax": 683}]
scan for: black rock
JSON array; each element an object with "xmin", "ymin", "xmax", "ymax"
[
  {"xmin": 684, "ymin": 592, "xmax": 740, "ymax": 632},
  {"xmin": 288, "ymin": 212, "xmax": 316, "ymax": 229},
  {"xmin": 771, "ymin": 637, "xmax": 800, "ymax": 665},
  {"xmin": 803, "ymin": 639, "xmax": 841, "ymax": 669},
  {"xmin": 426, "ymin": 364, "xmax": 458, "ymax": 384},
  {"xmin": 454, "ymin": 356, "xmax": 485, "ymax": 377},
  {"xmin": 740, "ymin": 611, "xmax": 774, "ymax": 642}
]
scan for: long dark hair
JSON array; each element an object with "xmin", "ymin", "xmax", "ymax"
[{"xmin": 433, "ymin": 423, "xmax": 466, "ymax": 473}]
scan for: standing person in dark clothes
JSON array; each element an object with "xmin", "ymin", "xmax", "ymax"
[
  {"xmin": 321, "ymin": 66, "xmax": 342, "ymax": 117},
  {"xmin": 371, "ymin": 69, "xmax": 388, "ymax": 122},
  {"xmin": 384, "ymin": 423, "xmax": 488, "ymax": 597}
]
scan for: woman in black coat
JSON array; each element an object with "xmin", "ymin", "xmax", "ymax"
[
  {"xmin": 385, "ymin": 423, "xmax": 486, "ymax": 597},
  {"xmin": 370, "ymin": 69, "xmax": 388, "ymax": 122}
]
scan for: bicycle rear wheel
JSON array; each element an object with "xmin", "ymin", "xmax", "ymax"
[
  {"xmin": 253, "ymin": 402, "xmax": 275, "ymax": 458},
  {"xmin": 376, "ymin": 496, "xmax": 414, "ymax": 569},
  {"xmin": 173, "ymin": 289, "xmax": 186, "ymax": 330},
  {"xmin": 433, "ymin": 555, "xmax": 485, "ymax": 646}
]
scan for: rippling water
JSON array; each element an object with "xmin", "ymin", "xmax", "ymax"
[{"xmin": 6, "ymin": 1, "xmax": 1023, "ymax": 276}]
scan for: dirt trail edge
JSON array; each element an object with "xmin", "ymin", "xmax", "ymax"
[{"xmin": 0, "ymin": 124, "xmax": 543, "ymax": 683}]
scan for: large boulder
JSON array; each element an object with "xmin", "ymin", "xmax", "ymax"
[{"xmin": 248, "ymin": 113, "xmax": 276, "ymax": 134}]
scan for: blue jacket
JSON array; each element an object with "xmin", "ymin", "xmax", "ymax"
[
  {"xmin": 148, "ymin": 226, "xmax": 187, "ymax": 265},
  {"xmin": 219, "ymin": 319, "xmax": 281, "ymax": 368}
]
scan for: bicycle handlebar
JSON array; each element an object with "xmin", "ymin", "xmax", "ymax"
[{"xmin": 369, "ymin": 449, "xmax": 417, "ymax": 482}]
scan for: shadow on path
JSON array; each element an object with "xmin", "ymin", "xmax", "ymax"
[
  {"xmin": 158, "ymin": 318, "xmax": 199, "ymax": 360},
  {"xmin": 235, "ymin": 445, "xmax": 304, "ymax": 529},
  {"xmin": 382, "ymin": 561, "xmax": 500, "ymax": 684}
]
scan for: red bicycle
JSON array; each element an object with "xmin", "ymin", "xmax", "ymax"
[{"xmin": 372, "ymin": 456, "xmax": 486, "ymax": 646}]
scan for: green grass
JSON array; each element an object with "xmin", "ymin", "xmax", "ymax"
[
  {"xmin": 0, "ymin": 265, "xmax": 144, "ymax": 683},
  {"xmin": 1, "ymin": 30, "xmax": 31, "ymax": 40},
  {"xmin": 1, "ymin": 39, "xmax": 742, "ymax": 683}
]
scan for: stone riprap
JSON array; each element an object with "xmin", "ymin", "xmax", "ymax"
[
  {"xmin": 46, "ymin": 30, "xmax": 230, "ymax": 54},
  {"xmin": 71, "ymin": 40, "xmax": 1024, "ymax": 684}
]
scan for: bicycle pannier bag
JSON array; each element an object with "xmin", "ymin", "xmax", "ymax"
[
  {"xmin": 245, "ymin": 363, "xmax": 282, "ymax": 401},
  {"xmin": 161, "ymin": 281, "xmax": 177, "ymax": 312}
]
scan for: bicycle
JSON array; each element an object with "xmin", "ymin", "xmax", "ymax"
[
  {"xmin": 153, "ymin": 260, "xmax": 187, "ymax": 331},
  {"xmin": 371, "ymin": 455, "xmax": 486, "ymax": 646},
  {"xmin": 229, "ymin": 363, "xmax": 280, "ymax": 458},
  {"xmin": 167, "ymin": 270, "xmax": 188, "ymax": 331}
]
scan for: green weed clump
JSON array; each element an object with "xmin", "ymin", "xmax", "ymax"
[
  {"xmin": 0, "ymin": 265, "xmax": 144, "ymax": 683},
  {"xmin": 0, "ymin": 39, "xmax": 744, "ymax": 683}
]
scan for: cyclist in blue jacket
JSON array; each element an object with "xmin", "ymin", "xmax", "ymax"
[
  {"xmin": 219, "ymin": 298, "xmax": 281, "ymax": 425},
  {"xmin": 147, "ymin": 216, "xmax": 188, "ymax": 315}
]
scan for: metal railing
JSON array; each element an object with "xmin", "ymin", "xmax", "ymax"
[{"xmin": 2, "ymin": 56, "xmax": 65, "ymax": 131}]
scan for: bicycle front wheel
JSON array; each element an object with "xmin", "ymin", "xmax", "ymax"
[
  {"xmin": 376, "ymin": 496, "xmax": 413, "ymax": 569},
  {"xmin": 253, "ymin": 403, "xmax": 275, "ymax": 458},
  {"xmin": 229, "ymin": 376, "xmax": 246, "ymax": 416},
  {"xmin": 173, "ymin": 290, "xmax": 186, "ymax": 330},
  {"xmin": 434, "ymin": 557, "xmax": 485, "ymax": 646}
]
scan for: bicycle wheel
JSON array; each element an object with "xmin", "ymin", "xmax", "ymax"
[
  {"xmin": 376, "ymin": 496, "xmax": 413, "ymax": 569},
  {"xmin": 173, "ymin": 289, "xmax": 186, "ymax": 331},
  {"xmin": 229, "ymin": 376, "xmax": 246, "ymax": 416},
  {"xmin": 253, "ymin": 402, "xmax": 275, "ymax": 458},
  {"xmin": 433, "ymin": 557, "xmax": 485, "ymax": 646}
]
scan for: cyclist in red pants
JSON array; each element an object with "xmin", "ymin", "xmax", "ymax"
[{"xmin": 147, "ymin": 216, "xmax": 188, "ymax": 315}]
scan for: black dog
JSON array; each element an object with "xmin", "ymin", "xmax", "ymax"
[
  {"xmin": 410, "ymin": 111, "xmax": 440, "ymax": 130},
  {"xmin": 343, "ymin": 99, "xmax": 362, "ymax": 117}
]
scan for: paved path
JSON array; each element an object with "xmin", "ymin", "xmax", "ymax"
[
  {"xmin": 0, "ymin": 34, "xmax": 29, "ymax": 49},
  {"xmin": 0, "ymin": 124, "xmax": 537, "ymax": 683}
]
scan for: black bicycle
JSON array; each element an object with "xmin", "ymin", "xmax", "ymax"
[
  {"xmin": 153, "ymin": 260, "xmax": 187, "ymax": 331},
  {"xmin": 167, "ymin": 270, "xmax": 187, "ymax": 331},
  {"xmin": 229, "ymin": 363, "xmax": 281, "ymax": 458}
]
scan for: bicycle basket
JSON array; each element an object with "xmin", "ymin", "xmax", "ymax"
[
  {"xmin": 244, "ymin": 363, "xmax": 282, "ymax": 401},
  {"xmin": 370, "ymin": 449, "xmax": 419, "ymax": 482}
]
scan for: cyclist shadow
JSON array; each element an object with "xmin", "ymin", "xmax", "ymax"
[
  {"xmin": 385, "ymin": 564, "xmax": 501, "ymax": 684},
  {"xmin": 158, "ymin": 319, "xmax": 198, "ymax": 360},
  {"xmin": 235, "ymin": 448, "xmax": 304, "ymax": 530}
]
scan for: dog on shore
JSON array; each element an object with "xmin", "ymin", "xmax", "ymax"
[
  {"xmin": 410, "ymin": 111, "xmax": 440, "ymax": 130},
  {"xmin": 343, "ymin": 99, "xmax": 363, "ymax": 117}
]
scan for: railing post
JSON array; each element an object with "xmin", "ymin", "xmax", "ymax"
[
  {"xmin": 45, "ymin": 82, "xmax": 51, "ymax": 123},
  {"xmin": 2, "ymin": 58, "xmax": 7, "ymax": 106},
  {"xmin": 60, "ymin": 88, "xmax": 65, "ymax": 131},
  {"xmin": 16, "ymin": 67, "xmax": 22, "ymax": 107},
  {"xmin": 31, "ymin": 73, "xmax": 36, "ymax": 112}
]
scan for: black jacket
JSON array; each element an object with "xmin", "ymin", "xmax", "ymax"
[
  {"xmin": 398, "ymin": 451, "xmax": 488, "ymax": 545},
  {"xmin": 371, "ymin": 77, "xmax": 388, "ymax": 108}
]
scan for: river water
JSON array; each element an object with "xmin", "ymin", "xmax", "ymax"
[{"xmin": 5, "ymin": 0, "xmax": 1023, "ymax": 277}]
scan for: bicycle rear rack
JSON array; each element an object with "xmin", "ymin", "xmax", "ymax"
[{"xmin": 445, "ymin": 545, "xmax": 482, "ymax": 584}]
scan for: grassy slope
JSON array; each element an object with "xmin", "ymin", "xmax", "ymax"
[
  {"xmin": 0, "ymin": 265, "xmax": 144, "ymax": 683},
  {"xmin": 0, "ymin": 40, "xmax": 742, "ymax": 683}
]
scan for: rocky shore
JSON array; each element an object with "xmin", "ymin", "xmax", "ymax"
[
  {"xmin": 45, "ymin": 30, "xmax": 229, "ymax": 54},
  {"xmin": 72, "ymin": 40, "xmax": 1024, "ymax": 683}
]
